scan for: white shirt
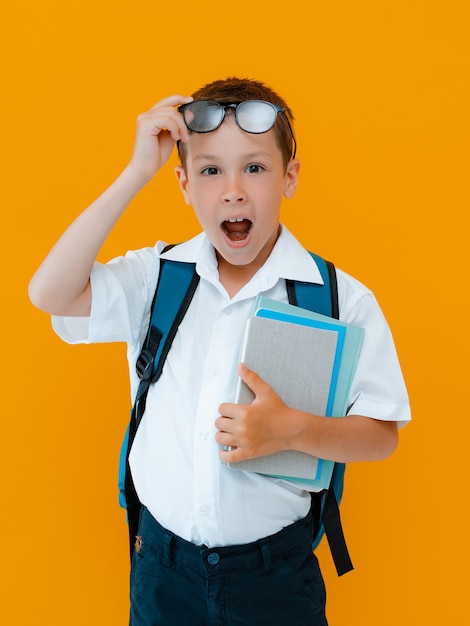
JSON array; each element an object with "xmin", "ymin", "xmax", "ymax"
[{"xmin": 53, "ymin": 226, "xmax": 410, "ymax": 547}]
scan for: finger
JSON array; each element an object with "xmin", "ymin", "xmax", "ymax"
[
  {"xmin": 217, "ymin": 402, "xmax": 238, "ymax": 419},
  {"xmin": 139, "ymin": 95, "xmax": 194, "ymax": 141},
  {"xmin": 218, "ymin": 445, "xmax": 248, "ymax": 464},
  {"xmin": 137, "ymin": 109, "xmax": 189, "ymax": 143},
  {"xmin": 147, "ymin": 94, "xmax": 193, "ymax": 111},
  {"xmin": 215, "ymin": 429, "xmax": 236, "ymax": 448},
  {"xmin": 150, "ymin": 95, "xmax": 194, "ymax": 142},
  {"xmin": 215, "ymin": 414, "xmax": 237, "ymax": 434}
]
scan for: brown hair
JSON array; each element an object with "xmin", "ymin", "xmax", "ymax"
[{"xmin": 178, "ymin": 77, "xmax": 296, "ymax": 171}]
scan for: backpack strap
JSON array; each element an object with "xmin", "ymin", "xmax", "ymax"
[
  {"xmin": 321, "ymin": 471, "xmax": 352, "ymax": 576},
  {"xmin": 124, "ymin": 254, "xmax": 199, "ymax": 556},
  {"xmin": 286, "ymin": 252, "xmax": 339, "ymax": 318},
  {"xmin": 287, "ymin": 252, "xmax": 353, "ymax": 576}
]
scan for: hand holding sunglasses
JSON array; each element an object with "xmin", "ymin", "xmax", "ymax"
[{"xmin": 129, "ymin": 95, "xmax": 194, "ymax": 180}]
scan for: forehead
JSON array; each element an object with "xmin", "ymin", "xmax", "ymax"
[{"xmin": 184, "ymin": 117, "xmax": 283, "ymax": 162}]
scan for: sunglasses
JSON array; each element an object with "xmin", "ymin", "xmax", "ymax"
[{"xmin": 178, "ymin": 100, "xmax": 297, "ymax": 159}]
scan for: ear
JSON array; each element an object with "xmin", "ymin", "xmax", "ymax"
[
  {"xmin": 175, "ymin": 166, "xmax": 192, "ymax": 205},
  {"xmin": 283, "ymin": 158, "xmax": 300, "ymax": 199}
]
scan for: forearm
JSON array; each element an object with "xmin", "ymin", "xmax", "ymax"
[
  {"xmin": 217, "ymin": 364, "xmax": 400, "ymax": 464},
  {"xmin": 286, "ymin": 410, "xmax": 399, "ymax": 463},
  {"xmin": 28, "ymin": 164, "xmax": 146, "ymax": 315}
]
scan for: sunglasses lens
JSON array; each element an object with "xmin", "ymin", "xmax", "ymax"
[
  {"xmin": 183, "ymin": 101, "xmax": 224, "ymax": 132},
  {"xmin": 237, "ymin": 101, "xmax": 277, "ymax": 133}
]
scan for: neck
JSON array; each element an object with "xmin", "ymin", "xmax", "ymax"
[{"xmin": 217, "ymin": 258, "xmax": 260, "ymax": 299}]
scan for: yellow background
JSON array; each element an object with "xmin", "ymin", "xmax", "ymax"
[{"xmin": 2, "ymin": 1, "xmax": 469, "ymax": 624}]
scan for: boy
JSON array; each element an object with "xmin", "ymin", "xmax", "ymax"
[{"xmin": 29, "ymin": 77, "xmax": 411, "ymax": 625}]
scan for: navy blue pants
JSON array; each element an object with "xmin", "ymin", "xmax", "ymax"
[{"xmin": 129, "ymin": 507, "xmax": 327, "ymax": 626}]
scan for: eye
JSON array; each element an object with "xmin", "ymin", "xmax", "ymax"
[
  {"xmin": 246, "ymin": 164, "xmax": 264, "ymax": 174},
  {"xmin": 201, "ymin": 166, "xmax": 220, "ymax": 176}
]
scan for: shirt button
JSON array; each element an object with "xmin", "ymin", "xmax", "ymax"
[
  {"xmin": 199, "ymin": 430, "xmax": 209, "ymax": 440},
  {"xmin": 207, "ymin": 552, "xmax": 220, "ymax": 565},
  {"xmin": 198, "ymin": 505, "xmax": 212, "ymax": 516},
  {"xmin": 225, "ymin": 307, "xmax": 232, "ymax": 316}
]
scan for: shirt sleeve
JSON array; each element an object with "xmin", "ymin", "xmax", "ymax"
[
  {"xmin": 337, "ymin": 270, "xmax": 411, "ymax": 427},
  {"xmin": 52, "ymin": 245, "xmax": 163, "ymax": 347}
]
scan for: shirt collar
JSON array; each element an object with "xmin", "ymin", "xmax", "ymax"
[
  {"xmin": 159, "ymin": 225, "xmax": 324, "ymax": 287},
  {"xmin": 261, "ymin": 226, "xmax": 324, "ymax": 285}
]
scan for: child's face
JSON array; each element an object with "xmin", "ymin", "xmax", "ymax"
[{"xmin": 175, "ymin": 117, "xmax": 299, "ymax": 278}]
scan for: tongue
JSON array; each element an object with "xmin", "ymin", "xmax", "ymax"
[{"xmin": 223, "ymin": 220, "xmax": 251, "ymax": 241}]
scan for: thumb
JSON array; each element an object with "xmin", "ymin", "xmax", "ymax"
[{"xmin": 238, "ymin": 362, "xmax": 269, "ymax": 397}]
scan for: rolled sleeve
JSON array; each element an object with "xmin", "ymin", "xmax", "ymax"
[
  {"xmin": 338, "ymin": 274, "xmax": 411, "ymax": 427},
  {"xmin": 52, "ymin": 246, "xmax": 162, "ymax": 347}
]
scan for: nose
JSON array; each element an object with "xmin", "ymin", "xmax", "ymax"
[{"xmin": 221, "ymin": 175, "xmax": 246, "ymax": 203}]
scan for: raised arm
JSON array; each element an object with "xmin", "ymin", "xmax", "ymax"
[{"xmin": 28, "ymin": 95, "xmax": 193, "ymax": 316}]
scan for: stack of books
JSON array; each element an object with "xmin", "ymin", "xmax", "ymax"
[{"xmin": 225, "ymin": 296, "xmax": 364, "ymax": 490}]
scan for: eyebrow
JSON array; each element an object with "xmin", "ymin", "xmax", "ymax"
[
  {"xmin": 191, "ymin": 154, "xmax": 219, "ymax": 162},
  {"xmin": 191, "ymin": 151, "xmax": 273, "ymax": 162}
]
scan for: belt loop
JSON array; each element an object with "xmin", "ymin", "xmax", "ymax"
[
  {"xmin": 259, "ymin": 540, "xmax": 272, "ymax": 575},
  {"xmin": 161, "ymin": 531, "xmax": 173, "ymax": 567}
]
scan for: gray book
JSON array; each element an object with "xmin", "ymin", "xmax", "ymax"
[{"xmin": 226, "ymin": 315, "xmax": 339, "ymax": 481}]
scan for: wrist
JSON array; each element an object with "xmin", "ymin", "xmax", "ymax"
[
  {"xmin": 285, "ymin": 409, "xmax": 324, "ymax": 455},
  {"xmin": 124, "ymin": 159, "xmax": 156, "ymax": 187}
]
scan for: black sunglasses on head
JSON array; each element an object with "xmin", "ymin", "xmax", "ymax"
[{"xmin": 178, "ymin": 100, "xmax": 297, "ymax": 159}]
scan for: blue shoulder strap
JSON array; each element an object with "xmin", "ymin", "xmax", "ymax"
[
  {"xmin": 287, "ymin": 252, "xmax": 339, "ymax": 319},
  {"xmin": 135, "ymin": 259, "xmax": 200, "ymax": 395},
  {"xmin": 122, "ymin": 256, "xmax": 199, "ymax": 555}
]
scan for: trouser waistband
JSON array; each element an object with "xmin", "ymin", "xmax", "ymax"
[{"xmin": 136, "ymin": 507, "xmax": 314, "ymax": 575}]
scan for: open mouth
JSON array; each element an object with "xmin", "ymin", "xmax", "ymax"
[{"xmin": 222, "ymin": 217, "xmax": 253, "ymax": 242}]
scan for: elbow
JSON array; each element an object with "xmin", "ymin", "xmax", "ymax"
[
  {"xmin": 28, "ymin": 273, "xmax": 91, "ymax": 316},
  {"xmin": 28, "ymin": 273, "xmax": 65, "ymax": 314},
  {"xmin": 348, "ymin": 416, "xmax": 399, "ymax": 462},
  {"xmin": 28, "ymin": 274, "xmax": 50, "ymax": 312},
  {"xmin": 374, "ymin": 420, "xmax": 399, "ymax": 461}
]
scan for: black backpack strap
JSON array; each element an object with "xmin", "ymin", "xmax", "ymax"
[
  {"xmin": 125, "ymin": 254, "xmax": 200, "ymax": 556},
  {"xmin": 326, "ymin": 259, "xmax": 339, "ymax": 320},
  {"xmin": 323, "ymin": 487, "xmax": 353, "ymax": 576}
]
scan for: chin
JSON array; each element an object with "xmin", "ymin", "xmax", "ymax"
[{"xmin": 218, "ymin": 245, "xmax": 267, "ymax": 270}]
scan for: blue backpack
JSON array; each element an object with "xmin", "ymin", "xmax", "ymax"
[{"xmin": 119, "ymin": 249, "xmax": 353, "ymax": 576}]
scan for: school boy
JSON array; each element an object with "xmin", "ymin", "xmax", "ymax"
[{"xmin": 29, "ymin": 77, "xmax": 411, "ymax": 625}]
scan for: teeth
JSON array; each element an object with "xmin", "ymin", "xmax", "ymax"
[{"xmin": 227, "ymin": 217, "xmax": 246, "ymax": 223}]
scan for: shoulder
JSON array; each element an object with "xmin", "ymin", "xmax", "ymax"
[
  {"xmin": 106, "ymin": 240, "xmax": 169, "ymax": 270},
  {"xmin": 98, "ymin": 241, "xmax": 168, "ymax": 287},
  {"xmin": 333, "ymin": 266, "xmax": 380, "ymax": 324}
]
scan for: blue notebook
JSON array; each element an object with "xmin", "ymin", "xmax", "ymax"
[{"xmin": 226, "ymin": 297, "xmax": 364, "ymax": 490}]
